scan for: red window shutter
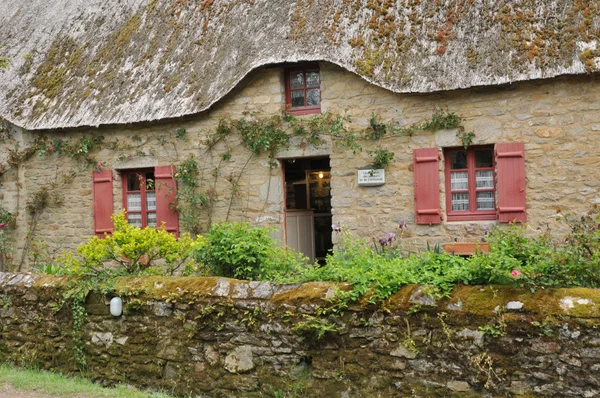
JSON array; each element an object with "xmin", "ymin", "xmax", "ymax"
[
  {"xmin": 155, "ymin": 165, "xmax": 179, "ymax": 237},
  {"xmin": 413, "ymin": 148, "xmax": 442, "ymax": 225},
  {"xmin": 496, "ymin": 142, "xmax": 526, "ymax": 223},
  {"xmin": 92, "ymin": 169, "xmax": 113, "ymax": 238}
]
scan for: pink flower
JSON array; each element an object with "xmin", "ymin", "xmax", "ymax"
[
  {"xmin": 511, "ymin": 269, "xmax": 521, "ymax": 278},
  {"xmin": 0, "ymin": 223, "xmax": 4, "ymax": 229},
  {"xmin": 48, "ymin": 147, "xmax": 53, "ymax": 151}
]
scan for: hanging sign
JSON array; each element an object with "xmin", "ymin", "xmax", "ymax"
[{"xmin": 357, "ymin": 166, "xmax": 385, "ymax": 186}]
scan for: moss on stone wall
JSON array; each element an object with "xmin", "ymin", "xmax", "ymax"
[{"xmin": 2, "ymin": 272, "xmax": 600, "ymax": 396}]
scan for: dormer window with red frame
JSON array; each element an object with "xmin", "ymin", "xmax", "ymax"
[
  {"xmin": 285, "ymin": 65, "xmax": 321, "ymax": 115},
  {"xmin": 444, "ymin": 146, "xmax": 496, "ymax": 221}
]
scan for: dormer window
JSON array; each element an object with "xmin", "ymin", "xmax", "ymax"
[{"xmin": 285, "ymin": 64, "xmax": 321, "ymax": 115}]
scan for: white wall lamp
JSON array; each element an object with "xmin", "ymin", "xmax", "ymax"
[{"xmin": 110, "ymin": 297, "xmax": 123, "ymax": 317}]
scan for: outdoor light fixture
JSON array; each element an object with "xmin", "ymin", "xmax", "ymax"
[
  {"xmin": 110, "ymin": 297, "xmax": 123, "ymax": 317},
  {"xmin": 318, "ymin": 172, "xmax": 324, "ymax": 179}
]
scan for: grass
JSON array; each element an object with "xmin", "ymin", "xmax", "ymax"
[{"xmin": 0, "ymin": 364, "xmax": 172, "ymax": 398}]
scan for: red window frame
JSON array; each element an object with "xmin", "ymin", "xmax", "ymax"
[
  {"xmin": 121, "ymin": 169, "xmax": 156, "ymax": 228},
  {"xmin": 285, "ymin": 64, "xmax": 321, "ymax": 116},
  {"xmin": 444, "ymin": 146, "xmax": 497, "ymax": 221}
]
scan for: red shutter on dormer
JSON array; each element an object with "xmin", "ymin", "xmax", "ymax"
[
  {"xmin": 496, "ymin": 142, "xmax": 526, "ymax": 223},
  {"xmin": 92, "ymin": 169, "xmax": 113, "ymax": 238},
  {"xmin": 155, "ymin": 165, "xmax": 179, "ymax": 237},
  {"xmin": 414, "ymin": 148, "xmax": 442, "ymax": 225}
]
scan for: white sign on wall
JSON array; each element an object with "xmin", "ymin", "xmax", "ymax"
[{"xmin": 357, "ymin": 167, "xmax": 385, "ymax": 186}]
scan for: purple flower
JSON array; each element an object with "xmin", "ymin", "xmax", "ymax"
[
  {"xmin": 379, "ymin": 232, "xmax": 396, "ymax": 246},
  {"xmin": 398, "ymin": 220, "xmax": 407, "ymax": 229},
  {"xmin": 331, "ymin": 224, "xmax": 341, "ymax": 233}
]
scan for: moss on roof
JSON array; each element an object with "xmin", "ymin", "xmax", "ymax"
[{"xmin": 0, "ymin": 0, "xmax": 599, "ymax": 130}]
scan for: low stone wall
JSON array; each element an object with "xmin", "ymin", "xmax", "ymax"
[{"xmin": 1, "ymin": 272, "xmax": 600, "ymax": 397}]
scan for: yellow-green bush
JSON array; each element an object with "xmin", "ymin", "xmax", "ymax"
[{"xmin": 63, "ymin": 212, "xmax": 204, "ymax": 276}]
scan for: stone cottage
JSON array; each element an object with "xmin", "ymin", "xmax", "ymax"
[{"xmin": 1, "ymin": 0, "xmax": 600, "ymax": 267}]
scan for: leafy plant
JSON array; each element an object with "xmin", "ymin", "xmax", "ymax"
[
  {"xmin": 193, "ymin": 222, "xmax": 305, "ymax": 280},
  {"xmin": 66, "ymin": 212, "xmax": 203, "ymax": 276},
  {"xmin": 420, "ymin": 108, "xmax": 462, "ymax": 131},
  {"xmin": 365, "ymin": 114, "xmax": 387, "ymax": 140},
  {"xmin": 456, "ymin": 127, "xmax": 476, "ymax": 148},
  {"xmin": 0, "ymin": 206, "xmax": 15, "ymax": 271},
  {"xmin": 292, "ymin": 314, "xmax": 341, "ymax": 342},
  {"xmin": 173, "ymin": 155, "xmax": 212, "ymax": 234},
  {"xmin": 368, "ymin": 147, "xmax": 395, "ymax": 170}
]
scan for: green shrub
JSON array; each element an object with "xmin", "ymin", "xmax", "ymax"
[
  {"xmin": 193, "ymin": 222, "xmax": 305, "ymax": 280},
  {"xmin": 274, "ymin": 234, "xmax": 472, "ymax": 302},
  {"xmin": 63, "ymin": 212, "xmax": 204, "ymax": 276},
  {"xmin": 465, "ymin": 208, "xmax": 600, "ymax": 289}
]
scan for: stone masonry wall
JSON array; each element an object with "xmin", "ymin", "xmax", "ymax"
[
  {"xmin": 2, "ymin": 63, "xmax": 600, "ymax": 266},
  {"xmin": 2, "ymin": 272, "xmax": 600, "ymax": 397}
]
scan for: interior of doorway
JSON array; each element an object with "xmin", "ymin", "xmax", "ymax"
[{"xmin": 283, "ymin": 156, "xmax": 332, "ymax": 264}]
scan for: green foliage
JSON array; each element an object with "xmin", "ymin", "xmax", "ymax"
[
  {"xmin": 193, "ymin": 222, "xmax": 305, "ymax": 280},
  {"xmin": 0, "ymin": 206, "xmax": 15, "ymax": 271},
  {"xmin": 368, "ymin": 147, "xmax": 395, "ymax": 170},
  {"xmin": 274, "ymin": 234, "xmax": 471, "ymax": 303},
  {"xmin": 292, "ymin": 314, "xmax": 341, "ymax": 342},
  {"xmin": 175, "ymin": 128, "xmax": 187, "ymax": 140},
  {"xmin": 470, "ymin": 209, "xmax": 600, "ymax": 289},
  {"xmin": 36, "ymin": 135, "xmax": 105, "ymax": 166},
  {"xmin": 456, "ymin": 128, "xmax": 476, "ymax": 148},
  {"xmin": 274, "ymin": 207, "xmax": 600, "ymax": 304},
  {"xmin": 236, "ymin": 114, "xmax": 289, "ymax": 158},
  {"xmin": 420, "ymin": 108, "xmax": 462, "ymax": 131},
  {"xmin": 365, "ymin": 114, "xmax": 387, "ymax": 140},
  {"xmin": 67, "ymin": 212, "xmax": 203, "ymax": 276},
  {"xmin": 174, "ymin": 155, "xmax": 211, "ymax": 235}
]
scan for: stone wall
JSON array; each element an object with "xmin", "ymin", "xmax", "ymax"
[
  {"xmin": 2, "ymin": 63, "xmax": 600, "ymax": 266},
  {"xmin": 1, "ymin": 272, "xmax": 600, "ymax": 397}
]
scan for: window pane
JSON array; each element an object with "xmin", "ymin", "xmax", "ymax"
[
  {"xmin": 449, "ymin": 151, "xmax": 467, "ymax": 169},
  {"xmin": 451, "ymin": 171, "xmax": 468, "ymax": 191},
  {"xmin": 147, "ymin": 212, "xmax": 157, "ymax": 227},
  {"xmin": 290, "ymin": 72, "xmax": 304, "ymax": 89},
  {"xmin": 476, "ymin": 170, "xmax": 494, "ymax": 189},
  {"xmin": 146, "ymin": 171, "xmax": 155, "ymax": 190},
  {"xmin": 306, "ymin": 71, "xmax": 320, "ymax": 87},
  {"xmin": 127, "ymin": 173, "xmax": 141, "ymax": 191},
  {"xmin": 127, "ymin": 193, "xmax": 142, "ymax": 211},
  {"xmin": 146, "ymin": 192, "xmax": 156, "ymax": 211},
  {"xmin": 475, "ymin": 149, "xmax": 493, "ymax": 168},
  {"xmin": 291, "ymin": 90, "xmax": 305, "ymax": 107},
  {"xmin": 306, "ymin": 88, "xmax": 320, "ymax": 106},
  {"xmin": 477, "ymin": 191, "xmax": 495, "ymax": 210},
  {"xmin": 127, "ymin": 213, "xmax": 142, "ymax": 227},
  {"xmin": 452, "ymin": 192, "xmax": 469, "ymax": 211}
]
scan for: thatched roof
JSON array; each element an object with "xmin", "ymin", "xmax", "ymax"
[{"xmin": 1, "ymin": 0, "xmax": 599, "ymax": 130}]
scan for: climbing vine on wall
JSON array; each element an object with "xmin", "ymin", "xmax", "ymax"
[{"xmin": 0, "ymin": 108, "xmax": 472, "ymax": 266}]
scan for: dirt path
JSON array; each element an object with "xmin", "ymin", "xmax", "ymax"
[{"xmin": 0, "ymin": 384, "xmax": 64, "ymax": 398}]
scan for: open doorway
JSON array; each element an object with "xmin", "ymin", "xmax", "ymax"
[{"xmin": 283, "ymin": 156, "xmax": 332, "ymax": 264}]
